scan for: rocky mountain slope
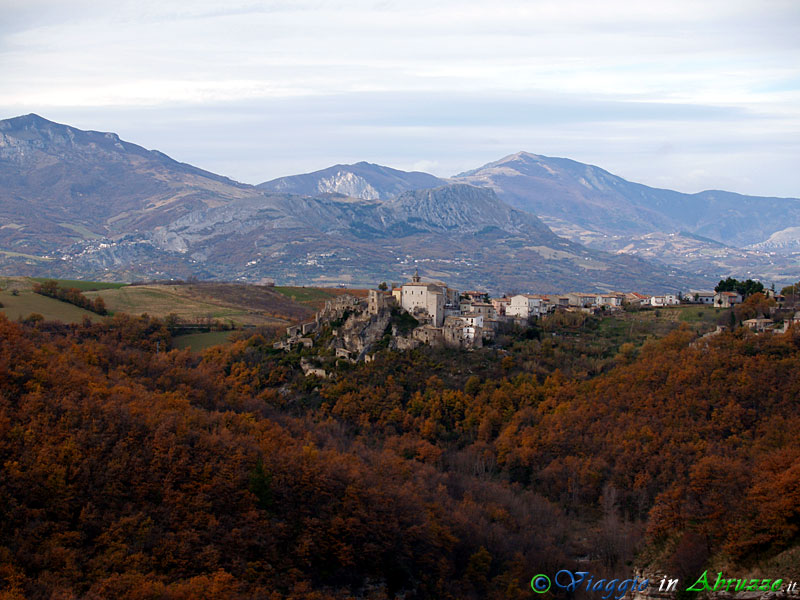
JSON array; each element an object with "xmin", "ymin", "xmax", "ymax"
[
  {"xmin": 451, "ymin": 152, "xmax": 800, "ymax": 284},
  {"xmin": 0, "ymin": 114, "xmax": 722, "ymax": 291},
  {"xmin": 259, "ymin": 162, "xmax": 446, "ymax": 200},
  {"xmin": 752, "ymin": 226, "xmax": 800, "ymax": 251},
  {"xmin": 0, "ymin": 113, "xmax": 264, "ymax": 256},
  {"xmin": 452, "ymin": 151, "xmax": 800, "ymax": 247},
  {"xmin": 143, "ymin": 183, "xmax": 702, "ymax": 292}
]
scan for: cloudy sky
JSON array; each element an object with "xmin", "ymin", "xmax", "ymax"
[{"xmin": 2, "ymin": 0, "xmax": 799, "ymax": 196}]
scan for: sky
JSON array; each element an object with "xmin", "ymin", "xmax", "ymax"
[{"xmin": 1, "ymin": 0, "xmax": 799, "ymax": 196}]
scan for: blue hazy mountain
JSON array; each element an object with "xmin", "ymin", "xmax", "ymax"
[
  {"xmin": 0, "ymin": 114, "xmax": 770, "ymax": 291},
  {"xmin": 452, "ymin": 151, "xmax": 800, "ymax": 248},
  {"xmin": 259, "ymin": 162, "xmax": 447, "ymax": 200}
]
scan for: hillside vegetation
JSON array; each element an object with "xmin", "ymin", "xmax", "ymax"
[
  {"xmin": 0, "ymin": 304, "xmax": 797, "ymax": 598},
  {"xmin": 83, "ymin": 282, "xmax": 315, "ymax": 327},
  {"xmin": 0, "ymin": 278, "xmax": 367, "ymax": 355},
  {"xmin": 1, "ymin": 278, "xmax": 331, "ymax": 328}
]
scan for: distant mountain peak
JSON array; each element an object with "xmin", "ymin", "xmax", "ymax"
[
  {"xmin": 258, "ymin": 161, "xmax": 447, "ymax": 200},
  {"xmin": 452, "ymin": 150, "xmax": 800, "ymax": 255},
  {"xmin": 455, "ymin": 151, "xmax": 552, "ymax": 178},
  {"xmin": 501, "ymin": 150, "xmax": 542, "ymax": 162},
  {"xmin": 2, "ymin": 114, "xmax": 795, "ymax": 288},
  {"xmin": 4, "ymin": 112, "xmax": 52, "ymax": 125},
  {"xmin": 0, "ymin": 113, "xmax": 259, "ymax": 257},
  {"xmin": 319, "ymin": 170, "xmax": 381, "ymax": 200},
  {"xmin": 1, "ymin": 113, "xmax": 63, "ymax": 134}
]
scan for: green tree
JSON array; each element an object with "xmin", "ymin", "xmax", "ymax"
[
  {"xmin": 715, "ymin": 277, "xmax": 763, "ymax": 298},
  {"xmin": 248, "ymin": 460, "xmax": 273, "ymax": 511}
]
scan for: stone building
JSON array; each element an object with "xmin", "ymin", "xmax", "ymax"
[
  {"xmin": 714, "ymin": 291, "xmax": 742, "ymax": 308},
  {"xmin": 368, "ymin": 289, "xmax": 395, "ymax": 315},
  {"xmin": 467, "ymin": 302, "xmax": 496, "ymax": 319},
  {"xmin": 491, "ymin": 297, "xmax": 511, "ymax": 316},
  {"xmin": 391, "ymin": 287, "xmax": 403, "ymax": 304},
  {"xmin": 413, "ymin": 324, "xmax": 444, "ymax": 346},
  {"xmin": 743, "ymin": 317, "xmax": 773, "ymax": 332},
  {"xmin": 442, "ymin": 315, "xmax": 484, "ymax": 348},
  {"xmin": 400, "ymin": 270, "xmax": 458, "ymax": 327},
  {"xmin": 442, "ymin": 316, "xmax": 467, "ymax": 347},
  {"xmin": 316, "ymin": 294, "xmax": 362, "ymax": 323},
  {"xmin": 565, "ymin": 292, "xmax": 597, "ymax": 308},
  {"xmin": 625, "ymin": 292, "xmax": 650, "ymax": 305}
]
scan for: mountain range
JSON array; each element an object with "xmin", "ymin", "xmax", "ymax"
[
  {"xmin": 258, "ymin": 162, "xmax": 446, "ymax": 200},
  {"xmin": 450, "ymin": 152, "xmax": 800, "ymax": 286},
  {"xmin": 453, "ymin": 151, "xmax": 800, "ymax": 246},
  {"xmin": 1, "ymin": 113, "xmax": 798, "ymax": 292}
]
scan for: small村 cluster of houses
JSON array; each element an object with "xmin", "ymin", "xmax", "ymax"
[
  {"xmin": 376, "ymin": 270, "xmax": 742, "ymax": 349},
  {"xmin": 278, "ymin": 271, "xmax": 787, "ymax": 360},
  {"xmin": 392, "ymin": 271, "xmax": 754, "ymax": 319}
]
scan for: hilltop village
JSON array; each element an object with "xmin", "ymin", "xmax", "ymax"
[{"xmin": 275, "ymin": 271, "xmax": 792, "ymax": 373}]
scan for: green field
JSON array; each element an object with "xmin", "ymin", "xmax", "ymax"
[
  {"xmin": 84, "ymin": 284, "xmax": 293, "ymax": 327},
  {"xmin": 273, "ymin": 285, "xmax": 368, "ymax": 310},
  {"xmin": 31, "ymin": 278, "xmax": 127, "ymax": 291},
  {"xmin": 172, "ymin": 331, "xmax": 235, "ymax": 352},
  {"xmin": 0, "ymin": 278, "xmax": 356, "ymax": 328},
  {"xmin": 273, "ymin": 286, "xmax": 339, "ymax": 304},
  {"xmin": 0, "ymin": 250, "xmax": 53, "ymax": 261},
  {"xmin": 621, "ymin": 305, "xmax": 727, "ymax": 328},
  {"xmin": 547, "ymin": 305, "xmax": 727, "ymax": 359},
  {"xmin": 675, "ymin": 304, "xmax": 723, "ymax": 324},
  {"xmin": 85, "ymin": 286, "xmax": 247, "ymax": 321},
  {"xmin": 0, "ymin": 290, "xmax": 103, "ymax": 323}
]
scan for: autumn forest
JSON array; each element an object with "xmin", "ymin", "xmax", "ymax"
[{"xmin": 1, "ymin": 306, "xmax": 799, "ymax": 599}]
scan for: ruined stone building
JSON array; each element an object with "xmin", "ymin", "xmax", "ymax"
[{"xmin": 368, "ymin": 289, "xmax": 395, "ymax": 315}]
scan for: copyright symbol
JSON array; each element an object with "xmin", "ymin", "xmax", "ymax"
[{"xmin": 531, "ymin": 574, "xmax": 551, "ymax": 593}]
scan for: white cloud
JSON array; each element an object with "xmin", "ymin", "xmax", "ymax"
[{"xmin": 0, "ymin": 0, "xmax": 798, "ymax": 195}]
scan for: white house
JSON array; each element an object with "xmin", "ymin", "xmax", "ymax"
[
  {"xmin": 650, "ymin": 294, "xmax": 680, "ymax": 307},
  {"xmin": 507, "ymin": 294, "xmax": 542, "ymax": 319},
  {"xmin": 692, "ymin": 291, "xmax": 716, "ymax": 305},
  {"xmin": 596, "ymin": 294, "xmax": 624, "ymax": 308},
  {"xmin": 460, "ymin": 313, "xmax": 484, "ymax": 340}
]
